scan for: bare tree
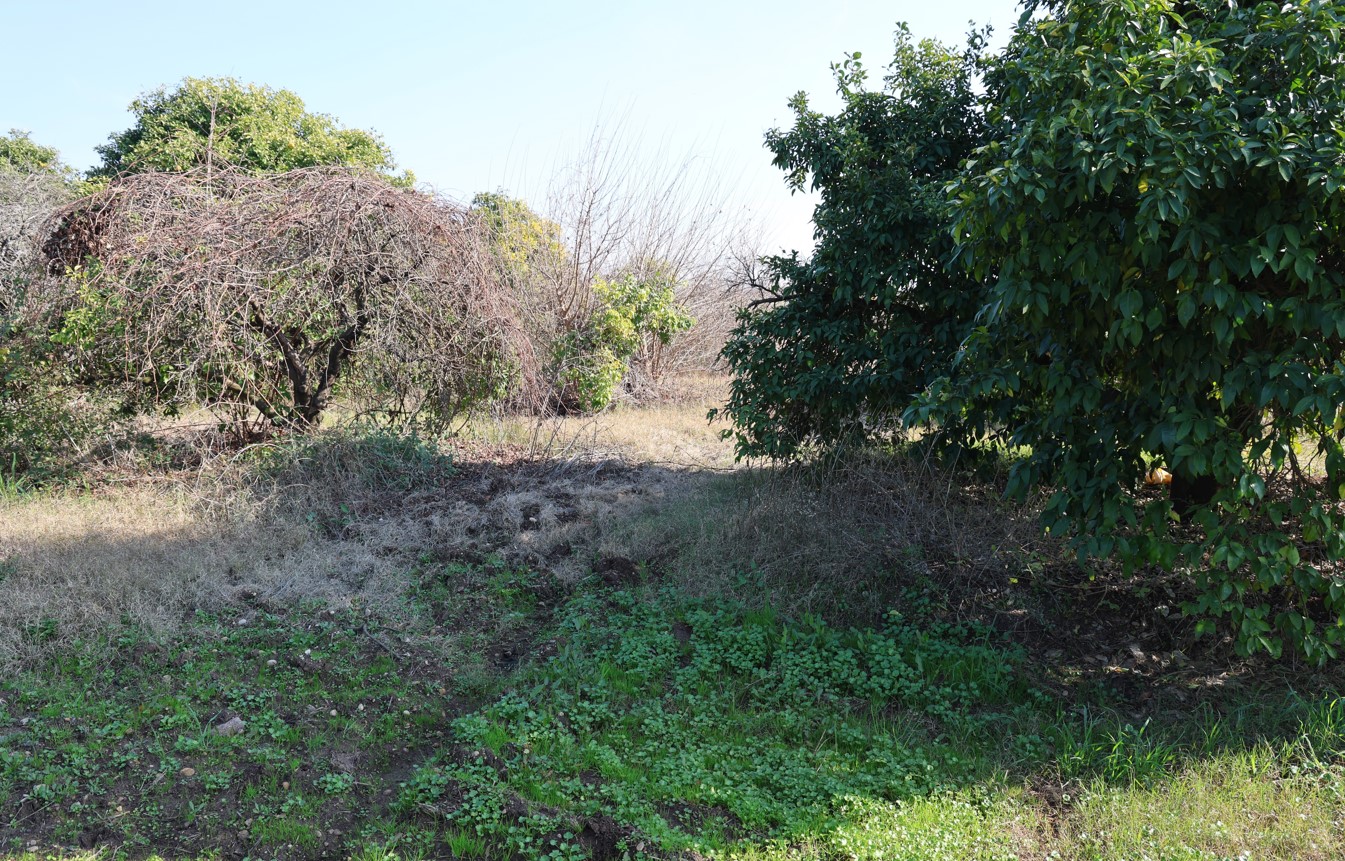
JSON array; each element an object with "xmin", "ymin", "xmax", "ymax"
[
  {"xmin": 41, "ymin": 167, "xmax": 526, "ymax": 433},
  {"xmin": 476, "ymin": 123, "xmax": 759, "ymax": 414},
  {"xmin": 543, "ymin": 126, "xmax": 757, "ymax": 393}
]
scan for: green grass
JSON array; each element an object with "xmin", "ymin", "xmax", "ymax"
[{"xmin": 1, "ymin": 561, "xmax": 1343, "ymax": 860}]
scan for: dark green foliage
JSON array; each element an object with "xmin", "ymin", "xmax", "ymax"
[
  {"xmin": 936, "ymin": 0, "xmax": 1345, "ymax": 662},
  {"xmin": 0, "ymin": 326, "xmax": 94, "ymax": 478},
  {"xmin": 404, "ymin": 585, "xmax": 1032, "ymax": 855},
  {"xmin": 715, "ymin": 28, "xmax": 992, "ymax": 457},
  {"xmin": 725, "ymin": 1, "xmax": 1345, "ymax": 662},
  {"xmin": 91, "ymin": 77, "xmax": 410, "ymax": 183}
]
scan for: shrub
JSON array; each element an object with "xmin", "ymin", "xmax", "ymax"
[
  {"xmin": 551, "ymin": 270, "xmax": 693, "ymax": 413},
  {"xmin": 40, "ymin": 167, "xmax": 519, "ymax": 434},
  {"xmin": 940, "ymin": 0, "xmax": 1345, "ymax": 662},
  {"xmin": 1, "ymin": 134, "xmax": 93, "ymax": 477},
  {"xmin": 716, "ymin": 29, "xmax": 992, "ymax": 457}
]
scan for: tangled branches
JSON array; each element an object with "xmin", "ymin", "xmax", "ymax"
[{"xmin": 42, "ymin": 167, "xmax": 528, "ymax": 432}]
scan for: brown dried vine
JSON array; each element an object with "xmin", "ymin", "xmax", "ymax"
[{"xmin": 41, "ymin": 167, "xmax": 532, "ymax": 432}]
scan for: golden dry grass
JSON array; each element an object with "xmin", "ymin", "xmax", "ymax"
[
  {"xmin": 0, "ymin": 382, "xmax": 735, "ymax": 670},
  {"xmin": 465, "ymin": 372, "xmax": 737, "ymax": 468},
  {"xmin": 0, "ymin": 484, "xmax": 406, "ymax": 671},
  {"xmin": 592, "ymin": 451, "xmax": 1052, "ymax": 624},
  {"xmin": 1050, "ymin": 755, "xmax": 1345, "ymax": 860}
]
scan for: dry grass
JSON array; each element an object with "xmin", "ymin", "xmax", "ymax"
[
  {"xmin": 0, "ymin": 396, "xmax": 726, "ymax": 670},
  {"xmin": 0, "ymin": 377, "xmax": 1053, "ymax": 667},
  {"xmin": 0, "ymin": 481, "xmax": 408, "ymax": 672},
  {"xmin": 1051, "ymin": 755, "xmax": 1345, "ymax": 860},
  {"xmin": 592, "ymin": 449, "xmax": 1054, "ymax": 625},
  {"xmin": 465, "ymin": 372, "xmax": 737, "ymax": 468}
]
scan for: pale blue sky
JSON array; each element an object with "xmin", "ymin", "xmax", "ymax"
[{"xmin": 3, "ymin": 1, "xmax": 1021, "ymax": 253}]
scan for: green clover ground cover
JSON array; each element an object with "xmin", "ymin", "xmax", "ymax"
[
  {"xmin": 401, "ymin": 587, "xmax": 1045, "ymax": 859},
  {"xmin": 2, "ymin": 566, "xmax": 1344, "ymax": 860}
]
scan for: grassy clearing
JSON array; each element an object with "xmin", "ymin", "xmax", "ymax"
[{"xmin": 2, "ymin": 385, "xmax": 1344, "ymax": 859}]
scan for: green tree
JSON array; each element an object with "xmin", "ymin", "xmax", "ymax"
[
  {"xmin": 553, "ymin": 269, "xmax": 694, "ymax": 412},
  {"xmin": 937, "ymin": 0, "xmax": 1345, "ymax": 661},
  {"xmin": 470, "ymin": 192, "xmax": 694, "ymax": 413},
  {"xmin": 0, "ymin": 129, "xmax": 72, "ymax": 179},
  {"xmin": 471, "ymin": 192, "xmax": 568, "ymax": 292},
  {"xmin": 91, "ymin": 77, "xmax": 411, "ymax": 183},
  {"xmin": 716, "ymin": 28, "xmax": 992, "ymax": 458}
]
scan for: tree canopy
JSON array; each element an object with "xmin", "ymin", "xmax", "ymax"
[
  {"xmin": 946, "ymin": 0, "xmax": 1345, "ymax": 661},
  {"xmin": 0, "ymin": 129, "xmax": 71, "ymax": 178},
  {"xmin": 91, "ymin": 77, "xmax": 410, "ymax": 183},
  {"xmin": 724, "ymin": 0, "xmax": 1345, "ymax": 662},
  {"xmin": 716, "ymin": 28, "xmax": 992, "ymax": 458}
]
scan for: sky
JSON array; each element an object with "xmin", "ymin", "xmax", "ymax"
[{"xmin": 3, "ymin": 0, "xmax": 1022, "ymax": 255}]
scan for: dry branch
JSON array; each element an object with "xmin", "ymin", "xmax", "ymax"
[{"xmin": 41, "ymin": 167, "xmax": 529, "ymax": 431}]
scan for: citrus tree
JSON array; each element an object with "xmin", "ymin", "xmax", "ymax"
[
  {"xmin": 937, "ymin": 0, "xmax": 1345, "ymax": 661},
  {"xmin": 716, "ymin": 28, "xmax": 992, "ymax": 457}
]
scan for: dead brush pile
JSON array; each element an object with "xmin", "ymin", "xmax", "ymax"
[{"xmin": 38, "ymin": 166, "xmax": 528, "ymax": 432}]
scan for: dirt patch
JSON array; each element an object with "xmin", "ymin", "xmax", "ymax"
[
  {"xmin": 594, "ymin": 556, "xmax": 641, "ymax": 587},
  {"xmin": 578, "ymin": 813, "xmax": 642, "ymax": 861}
]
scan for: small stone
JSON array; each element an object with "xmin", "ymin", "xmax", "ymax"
[
  {"xmin": 329, "ymin": 709, "xmax": 338, "ymax": 717},
  {"xmin": 267, "ymin": 659, "xmax": 277, "ymax": 667},
  {"xmin": 215, "ymin": 716, "xmax": 247, "ymax": 737},
  {"xmin": 179, "ymin": 767, "xmax": 196, "ymax": 777}
]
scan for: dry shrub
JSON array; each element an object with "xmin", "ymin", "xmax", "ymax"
[
  {"xmin": 1, "ymin": 167, "xmax": 69, "ymax": 283},
  {"xmin": 483, "ymin": 125, "xmax": 758, "ymax": 410},
  {"xmin": 544, "ymin": 129, "xmax": 758, "ymax": 395},
  {"xmin": 40, "ymin": 167, "xmax": 525, "ymax": 431}
]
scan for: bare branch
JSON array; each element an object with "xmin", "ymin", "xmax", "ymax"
[{"xmin": 40, "ymin": 167, "xmax": 525, "ymax": 432}]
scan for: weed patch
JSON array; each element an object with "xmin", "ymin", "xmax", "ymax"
[{"xmin": 399, "ymin": 586, "xmax": 1041, "ymax": 857}]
